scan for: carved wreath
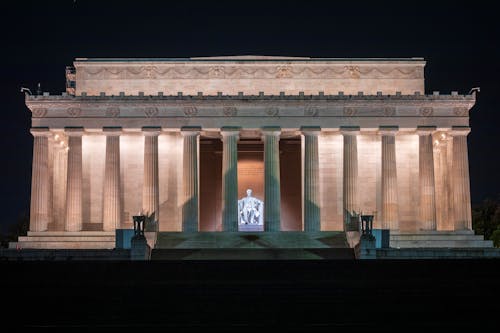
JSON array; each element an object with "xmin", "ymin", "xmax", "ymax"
[
  {"xmin": 67, "ymin": 107, "xmax": 81, "ymax": 117},
  {"xmin": 105, "ymin": 107, "xmax": 120, "ymax": 117},
  {"xmin": 419, "ymin": 107, "xmax": 433, "ymax": 117},
  {"xmin": 32, "ymin": 108, "xmax": 47, "ymax": 118},
  {"xmin": 383, "ymin": 106, "xmax": 396, "ymax": 117},
  {"xmin": 144, "ymin": 107, "xmax": 158, "ymax": 117},
  {"xmin": 183, "ymin": 106, "xmax": 198, "ymax": 117},
  {"xmin": 276, "ymin": 66, "xmax": 292, "ymax": 78},
  {"xmin": 265, "ymin": 106, "xmax": 279, "ymax": 116},
  {"xmin": 304, "ymin": 106, "xmax": 319, "ymax": 117},
  {"xmin": 343, "ymin": 107, "xmax": 357, "ymax": 116},
  {"xmin": 223, "ymin": 106, "xmax": 237, "ymax": 117},
  {"xmin": 453, "ymin": 107, "xmax": 468, "ymax": 116}
]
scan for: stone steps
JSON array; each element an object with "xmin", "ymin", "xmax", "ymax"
[
  {"xmin": 389, "ymin": 231, "xmax": 493, "ymax": 248},
  {"xmin": 10, "ymin": 231, "xmax": 116, "ymax": 249}
]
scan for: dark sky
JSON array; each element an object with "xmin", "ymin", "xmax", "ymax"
[{"xmin": 0, "ymin": 0, "xmax": 498, "ymax": 230}]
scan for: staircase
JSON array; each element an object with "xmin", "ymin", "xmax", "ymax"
[
  {"xmin": 10, "ymin": 231, "xmax": 116, "ymax": 249},
  {"xmin": 390, "ymin": 230, "xmax": 493, "ymax": 248}
]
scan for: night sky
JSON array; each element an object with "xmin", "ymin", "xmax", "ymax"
[{"xmin": 0, "ymin": 0, "xmax": 498, "ymax": 231}]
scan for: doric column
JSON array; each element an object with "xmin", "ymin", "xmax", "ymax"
[
  {"xmin": 262, "ymin": 127, "xmax": 281, "ymax": 231},
  {"xmin": 341, "ymin": 127, "xmax": 359, "ymax": 215},
  {"xmin": 380, "ymin": 126, "xmax": 399, "ymax": 230},
  {"xmin": 29, "ymin": 127, "xmax": 51, "ymax": 232},
  {"xmin": 181, "ymin": 127, "xmax": 201, "ymax": 232},
  {"xmin": 417, "ymin": 126, "xmax": 437, "ymax": 230},
  {"xmin": 65, "ymin": 127, "xmax": 84, "ymax": 231},
  {"xmin": 102, "ymin": 127, "xmax": 122, "ymax": 231},
  {"xmin": 451, "ymin": 126, "xmax": 472, "ymax": 230},
  {"xmin": 221, "ymin": 127, "xmax": 240, "ymax": 232},
  {"xmin": 301, "ymin": 126, "xmax": 321, "ymax": 231},
  {"xmin": 142, "ymin": 127, "xmax": 160, "ymax": 225}
]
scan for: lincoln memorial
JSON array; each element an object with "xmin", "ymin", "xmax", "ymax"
[{"xmin": 13, "ymin": 55, "xmax": 493, "ymax": 255}]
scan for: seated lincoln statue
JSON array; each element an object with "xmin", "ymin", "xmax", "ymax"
[{"xmin": 238, "ymin": 189, "xmax": 264, "ymax": 225}]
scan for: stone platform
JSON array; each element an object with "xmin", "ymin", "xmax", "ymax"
[
  {"xmin": 390, "ymin": 230, "xmax": 493, "ymax": 248},
  {"xmin": 152, "ymin": 231, "xmax": 355, "ymax": 260},
  {"xmin": 10, "ymin": 231, "xmax": 116, "ymax": 249}
]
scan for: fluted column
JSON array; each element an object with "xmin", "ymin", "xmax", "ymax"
[
  {"xmin": 142, "ymin": 127, "xmax": 160, "ymax": 226},
  {"xmin": 65, "ymin": 127, "xmax": 84, "ymax": 231},
  {"xmin": 341, "ymin": 127, "xmax": 359, "ymax": 216},
  {"xmin": 262, "ymin": 127, "xmax": 281, "ymax": 231},
  {"xmin": 182, "ymin": 127, "xmax": 201, "ymax": 232},
  {"xmin": 418, "ymin": 126, "xmax": 437, "ymax": 230},
  {"xmin": 29, "ymin": 128, "xmax": 51, "ymax": 232},
  {"xmin": 380, "ymin": 126, "xmax": 399, "ymax": 230},
  {"xmin": 102, "ymin": 127, "xmax": 122, "ymax": 231},
  {"xmin": 301, "ymin": 126, "xmax": 321, "ymax": 231},
  {"xmin": 221, "ymin": 127, "xmax": 240, "ymax": 231},
  {"xmin": 451, "ymin": 126, "xmax": 472, "ymax": 230}
]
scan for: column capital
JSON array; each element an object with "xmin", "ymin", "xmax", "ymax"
[
  {"xmin": 181, "ymin": 126, "xmax": 202, "ymax": 136},
  {"xmin": 416, "ymin": 125, "xmax": 437, "ymax": 136},
  {"xmin": 261, "ymin": 126, "xmax": 281, "ymax": 137},
  {"xmin": 30, "ymin": 127, "xmax": 51, "ymax": 137},
  {"xmin": 142, "ymin": 126, "xmax": 161, "ymax": 136},
  {"xmin": 220, "ymin": 126, "xmax": 241, "ymax": 138},
  {"xmin": 378, "ymin": 126, "xmax": 399, "ymax": 136},
  {"xmin": 103, "ymin": 126, "xmax": 122, "ymax": 136},
  {"xmin": 64, "ymin": 127, "xmax": 85, "ymax": 136},
  {"xmin": 340, "ymin": 126, "xmax": 360, "ymax": 135},
  {"xmin": 300, "ymin": 126, "xmax": 321, "ymax": 136},
  {"xmin": 449, "ymin": 126, "xmax": 471, "ymax": 136}
]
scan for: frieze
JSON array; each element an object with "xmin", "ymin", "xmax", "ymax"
[
  {"xmin": 79, "ymin": 65, "xmax": 424, "ymax": 80},
  {"xmin": 183, "ymin": 106, "xmax": 198, "ymax": 117},
  {"xmin": 453, "ymin": 107, "xmax": 468, "ymax": 116},
  {"xmin": 265, "ymin": 106, "xmax": 279, "ymax": 117},
  {"xmin": 67, "ymin": 107, "xmax": 81, "ymax": 117},
  {"xmin": 144, "ymin": 107, "xmax": 158, "ymax": 117},
  {"xmin": 383, "ymin": 106, "xmax": 396, "ymax": 117},
  {"xmin": 223, "ymin": 106, "xmax": 237, "ymax": 117},
  {"xmin": 32, "ymin": 108, "xmax": 47, "ymax": 117},
  {"xmin": 105, "ymin": 107, "xmax": 120, "ymax": 117},
  {"xmin": 304, "ymin": 106, "xmax": 319, "ymax": 117},
  {"xmin": 343, "ymin": 107, "xmax": 357, "ymax": 116},
  {"xmin": 419, "ymin": 107, "xmax": 434, "ymax": 117}
]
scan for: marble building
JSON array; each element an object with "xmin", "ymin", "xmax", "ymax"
[{"xmin": 14, "ymin": 55, "xmax": 489, "ymax": 250}]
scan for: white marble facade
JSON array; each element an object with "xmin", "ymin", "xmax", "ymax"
[{"xmin": 26, "ymin": 56, "xmax": 475, "ymax": 237}]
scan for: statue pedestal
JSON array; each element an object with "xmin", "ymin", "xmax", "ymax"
[{"xmin": 238, "ymin": 224, "xmax": 264, "ymax": 232}]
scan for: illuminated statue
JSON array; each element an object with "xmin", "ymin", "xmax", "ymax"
[{"xmin": 238, "ymin": 189, "xmax": 264, "ymax": 225}]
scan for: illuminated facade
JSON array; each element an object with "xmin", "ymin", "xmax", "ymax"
[{"xmin": 16, "ymin": 56, "xmax": 488, "ymax": 249}]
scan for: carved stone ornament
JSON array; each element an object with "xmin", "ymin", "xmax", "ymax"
[
  {"xmin": 183, "ymin": 106, "xmax": 198, "ymax": 117},
  {"xmin": 32, "ymin": 108, "xmax": 47, "ymax": 117},
  {"xmin": 276, "ymin": 66, "xmax": 292, "ymax": 78},
  {"xmin": 223, "ymin": 106, "xmax": 237, "ymax": 117},
  {"xmin": 383, "ymin": 106, "xmax": 396, "ymax": 117},
  {"xmin": 419, "ymin": 107, "xmax": 434, "ymax": 117},
  {"xmin": 105, "ymin": 107, "xmax": 120, "ymax": 117},
  {"xmin": 304, "ymin": 106, "xmax": 319, "ymax": 117},
  {"xmin": 343, "ymin": 107, "xmax": 357, "ymax": 116},
  {"xmin": 144, "ymin": 107, "xmax": 158, "ymax": 117},
  {"xmin": 67, "ymin": 107, "xmax": 81, "ymax": 117},
  {"xmin": 265, "ymin": 106, "xmax": 279, "ymax": 116},
  {"xmin": 209, "ymin": 66, "xmax": 225, "ymax": 78},
  {"xmin": 345, "ymin": 66, "xmax": 360, "ymax": 79},
  {"xmin": 453, "ymin": 107, "xmax": 468, "ymax": 116}
]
